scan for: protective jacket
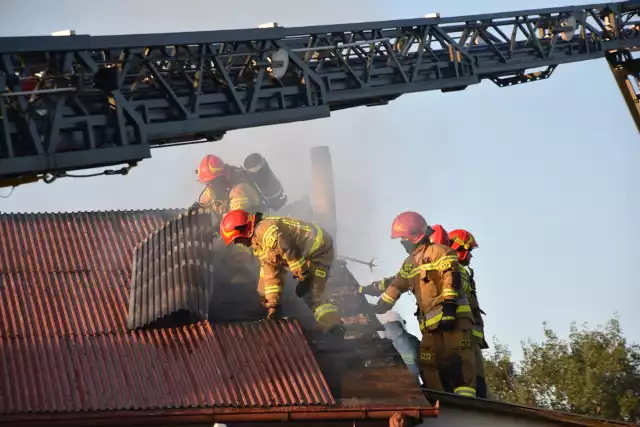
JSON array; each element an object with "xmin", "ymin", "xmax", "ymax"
[
  {"xmin": 251, "ymin": 216, "xmax": 333, "ymax": 275},
  {"xmin": 250, "ymin": 216, "xmax": 342, "ymax": 332},
  {"xmin": 460, "ymin": 266, "xmax": 488, "ymax": 349},
  {"xmin": 374, "ymin": 242, "xmax": 473, "ymax": 331}
]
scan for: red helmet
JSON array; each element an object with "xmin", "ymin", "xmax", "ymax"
[
  {"xmin": 448, "ymin": 229, "xmax": 478, "ymax": 262},
  {"xmin": 220, "ymin": 209, "xmax": 256, "ymax": 245},
  {"xmin": 429, "ymin": 224, "xmax": 449, "ymax": 245},
  {"xmin": 391, "ymin": 211, "xmax": 429, "ymax": 244},
  {"xmin": 197, "ymin": 154, "xmax": 230, "ymax": 183}
]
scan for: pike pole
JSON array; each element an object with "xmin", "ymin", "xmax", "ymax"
[{"xmin": 337, "ymin": 255, "xmax": 378, "ymax": 271}]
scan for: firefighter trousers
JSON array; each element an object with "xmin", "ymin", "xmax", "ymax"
[
  {"xmin": 298, "ymin": 259, "xmax": 343, "ymax": 333},
  {"xmin": 474, "ymin": 339, "xmax": 487, "ymax": 398},
  {"xmin": 419, "ymin": 317, "xmax": 476, "ymax": 398},
  {"xmin": 257, "ymin": 259, "xmax": 343, "ymax": 333}
]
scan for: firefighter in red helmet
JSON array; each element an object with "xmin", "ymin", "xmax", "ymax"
[
  {"xmin": 193, "ymin": 153, "xmax": 288, "ymax": 216},
  {"xmin": 448, "ymin": 228, "xmax": 488, "ymax": 398},
  {"xmin": 358, "ymin": 223, "xmax": 452, "ymax": 381},
  {"xmin": 220, "ymin": 209, "xmax": 345, "ymax": 338},
  {"xmin": 430, "ymin": 224, "xmax": 449, "ymax": 245},
  {"xmin": 370, "ymin": 212, "xmax": 476, "ymax": 398},
  {"xmin": 194, "ymin": 154, "xmax": 261, "ymax": 215}
]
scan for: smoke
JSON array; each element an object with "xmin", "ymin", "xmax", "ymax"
[{"xmin": 173, "ymin": 107, "xmax": 400, "ymax": 281}]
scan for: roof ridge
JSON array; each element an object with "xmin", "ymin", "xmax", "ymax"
[{"xmin": 0, "ymin": 208, "xmax": 185, "ymax": 215}]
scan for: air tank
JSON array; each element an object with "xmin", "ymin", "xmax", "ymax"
[{"xmin": 243, "ymin": 153, "xmax": 287, "ymax": 211}]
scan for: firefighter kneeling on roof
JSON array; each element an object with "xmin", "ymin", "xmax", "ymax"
[
  {"xmin": 220, "ymin": 209, "xmax": 346, "ymax": 338},
  {"xmin": 372, "ymin": 211, "xmax": 477, "ymax": 398}
]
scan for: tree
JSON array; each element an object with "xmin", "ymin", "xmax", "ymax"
[{"xmin": 484, "ymin": 316, "xmax": 640, "ymax": 423}]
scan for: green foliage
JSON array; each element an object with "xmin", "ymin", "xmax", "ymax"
[{"xmin": 484, "ymin": 316, "xmax": 640, "ymax": 423}]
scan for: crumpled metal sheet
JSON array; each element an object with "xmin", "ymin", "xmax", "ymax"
[{"xmin": 127, "ymin": 208, "xmax": 220, "ymax": 330}]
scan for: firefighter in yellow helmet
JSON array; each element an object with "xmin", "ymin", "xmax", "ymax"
[
  {"xmin": 448, "ymin": 228, "xmax": 488, "ymax": 398},
  {"xmin": 372, "ymin": 211, "xmax": 476, "ymax": 398},
  {"xmin": 220, "ymin": 209, "xmax": 346, "ymax": 339}
]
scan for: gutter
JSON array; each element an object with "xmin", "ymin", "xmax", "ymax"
[{"xmin": 0, "ymin": 404, "xmax": 439, "ymax": 427}]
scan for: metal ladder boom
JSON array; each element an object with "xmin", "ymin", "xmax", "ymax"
[{"xmin": 1, "ymin": 1, "xmax": 639, "ymax": 187}]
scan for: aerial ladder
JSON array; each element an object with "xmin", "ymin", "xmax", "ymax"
[{"xmin": 1, "ymin": 1, "xmax": 640, "ymax": 188}]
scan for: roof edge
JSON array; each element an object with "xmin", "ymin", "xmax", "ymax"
[
  {"xmin": 422, "ymin": 390, "xmax": 633, "ymax": 427},
  {"xmin": 0, "ymin": 404, "xmax": 438, "ymax": 427}
]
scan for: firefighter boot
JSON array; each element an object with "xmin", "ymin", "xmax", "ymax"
[
  {"xmin": 267, "ymin": 306, "xmax": 282, "ymax": 320},
  {"xmin": 317, "ymin": 324, "xmax": 347, "ymax": 353},
  {"xmin": 476, "ymin": 376, "xmax": 488, "ymax": 398},
  {"xmin": 326, "ymin": 324, "xmax": 346, "ymax": 340}
]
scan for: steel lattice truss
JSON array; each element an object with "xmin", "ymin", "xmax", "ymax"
[{"xmin": 1, "ymin": 1, "xmax": 640, "ymax": 185}]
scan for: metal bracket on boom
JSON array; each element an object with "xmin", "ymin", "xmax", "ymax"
[{"xmin": 606, "ymin": 49, "xmax": 640, "ymax": 133}]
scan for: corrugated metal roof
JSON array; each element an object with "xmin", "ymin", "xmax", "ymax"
[
  {"xmin": 128, "ymin": 208, "xmax": 219, "ymax": 330},
  {"xmin": 0, "ymin": 210, "xmax": 335, "ymax": 414},
  {"xmin": 0, "ymin": 319, "xmax": 334, "ymax": 414},
  {"xmin": 0, "ymin": 210, "xmax": 179, "ymax": 337}
]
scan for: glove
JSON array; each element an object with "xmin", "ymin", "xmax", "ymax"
[
  {"xmin": 359, "ymin": 284, "xmax": 376, "ymax": 296},
  {"xmin": 267, "ymin": 306, "xmax": 281, "ymax": 320},
  {"xmin": 291, "ymin": 266, "xmax": 309, "ymax": 282},
  {"xmin": 295, "ymin": 277, "xmax": 312, "ymax": 298},
  {"xmin": 438, "ymin": 301, "xmax": 457, "ymax": 332},
  {"xmin": 359, "ymin": 280, "xmax": 384, "ymax": 296}
]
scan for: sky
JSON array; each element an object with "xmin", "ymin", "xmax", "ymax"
[{"xmin": 1, "ymin": 0, "xmax": 639, "ymax": 359}]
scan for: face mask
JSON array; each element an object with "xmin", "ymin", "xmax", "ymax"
[
  {"xmin": 234, "ymin": 236, "xmax": 251, "ymax": 247},
  {"xmin": 400, "ymin": 240, "xmax": 418, "ymax": 254}
]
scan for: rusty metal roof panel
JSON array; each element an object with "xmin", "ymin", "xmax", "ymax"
[
  {"xmin": 0, "ymin": 210, "xmax": 180, "ymax": 274},
  {"xmin": 128, "ymin": 209, "xmax": 220, "ymax": 330},
  {"xmin": 0, "ymin": 210, "xmax": 180, "ymax": 337},
  {"xmin": 0, "ymin": 319, "xmax": 334, "ymax": 414}
]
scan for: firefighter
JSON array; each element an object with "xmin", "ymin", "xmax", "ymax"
[
  {"xmin": 193, "ymin": 154, "xmax": 264, "ymax": 215},
  {"xmin": 192, "ymin": 154, "xmax": 264, "ymax": 285},
  {"xmin": 220, "ymin": 209, "xmax": 346, "ymax": 338},
  {"xmin": 359, "ymin": 224, "xmax": 450, "ymax": 383},
  {"xmin": 372, "ymin": 211, "xmax": 476, "ymax": 398},
  {"xmin": 448, "ymin": 228, "xmax": 488, "ymax": 398}
]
